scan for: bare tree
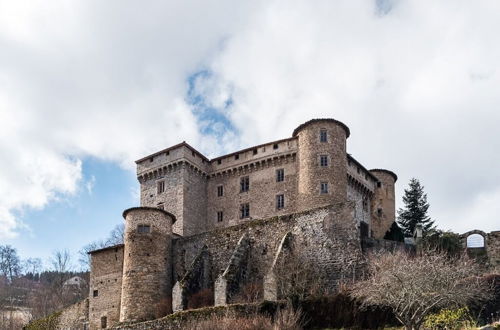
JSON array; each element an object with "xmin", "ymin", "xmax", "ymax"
[
  {"xmin": 350, "ymin": 250, "xmax": 491, "ymax": 330},
  {"xmin": 78, "ymin": 223, "xmax": 124, "ymax": 270},
  {"xmin": 0, "ymin": 246, "xmax": 21, "ymax": 282},
  {"xmin": 23, "ymin": 258, "xmax": 42, "ymax": 279}
]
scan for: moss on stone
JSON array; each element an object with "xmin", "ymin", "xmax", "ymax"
[{"xmin": 23, "ymin": 311, "xmax": 62, "ymax": 330}]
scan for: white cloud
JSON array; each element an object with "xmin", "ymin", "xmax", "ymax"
[{"xmin": 1, "ymin": 0, "xmax": 499, "ymax": 237}]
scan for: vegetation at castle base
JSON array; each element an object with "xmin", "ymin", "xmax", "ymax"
[
  {"xmin": 423, "ymin": 307, "xmax": 476, "ymax": 330},
  {"xmin": 383, "ymin": 222, "xmax": 405, "ymax": 242},
  {"xmin": 397, "ymin": 178, "xmax": 435, "ymax": 236},
  {"xmin": 350, "ymin": 249, "xmax": 492, "ymax": 330},
  {"xmin": 23, "ymin": 311, "xmax": 61, "ymax": 330},
  {"xmin": 419, "ymin": 229, "xmax": 462, "ymax": 257}
]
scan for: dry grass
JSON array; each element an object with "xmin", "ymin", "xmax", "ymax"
[{"xmin": 183, "ymin": 307, "xmax": 303, "ymax": 330}]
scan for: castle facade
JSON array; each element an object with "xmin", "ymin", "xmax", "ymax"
[{"xmin": 87, "ymin": 118, "xmax": 398, "ymax": 329}]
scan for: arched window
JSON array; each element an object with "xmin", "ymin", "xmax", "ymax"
[{"xmin": 466, "ymin": 234, "xmax": 485, "ymax": 248}]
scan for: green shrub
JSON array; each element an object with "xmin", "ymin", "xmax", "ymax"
[{"xmin": 423, "ymin": 307, "xmax": 476, "ymax": 330}]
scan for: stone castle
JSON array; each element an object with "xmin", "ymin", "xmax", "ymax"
[
  {"xmin": 49, "ymin": 118, "xmax": 499, "ymax": 329},
  {"xmin": 84, "ymin": 118, "xmax": 398, "ymax": 329}
]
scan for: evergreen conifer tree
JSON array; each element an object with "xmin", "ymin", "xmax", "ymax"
[{"xmin": 397, "ymin": 178, "xmax": 435, "ymax": 236}]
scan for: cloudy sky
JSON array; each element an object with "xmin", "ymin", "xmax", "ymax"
[{"xmin": 1, "ymin": 0, "xmax": 499, "ymax": 265}]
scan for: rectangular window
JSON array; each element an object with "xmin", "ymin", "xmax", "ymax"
[
  {"xmin": 320, "ymin": 155, "xmax": 328, "ymax": 167},
  {"xmin": 320, "ymin": 182, "xmax": 329, "ymax": 194},
  {"xmin": 377, "ymin": 182, "xmax": 382, "ymax": 188},
  {"xmin": 157, "ymin": 180, "xmax": 165, "ymax": 194},
  {"xmin": 217, "ymin": 211, "xmax": 223, "ymax": 222},
  {"xmin": 217, "ymin": 159, "xmax": 222, "ymax": 165},
  {"xmin": 217, "ymin": 185, "xmax": 224, "ymax": 197},
  {"xmin": 253, "ymin": 149, "xmax": 258, "ymax": 155},
  {"xmin": 101, "ymin": 316, "xmax": 107, "ymax": 329},
  {"xmin": 276, "ymin": 168, "xmax": 285, "ymax": 182},
  {"xmin": 93, "ymin": 290, "xmax": 98, "ymax": 297},
  {"xmin": 240, "ymin": 203, "xmax": 250, "ymax": 219},
  {"xmin": 235, "ymin": 154, "xmax": 239, "ymax": 160},
  {"xmin": 240, "ymin": 176, "xmax": 249, "ymax": 192},
  {"xmin": 137, "ymin": 225, "xmax": 151, "ymax": 233},
  {"xmin": 320, "ymin": 129, "xmax": 328, "ymax": 142},
  {"xmin": 273, "ymin": 143, "xmax": 279, "ymax": 149},
  {"xmin": 276, "ymin": 194, "xmax": 285, "ymax": 210}
]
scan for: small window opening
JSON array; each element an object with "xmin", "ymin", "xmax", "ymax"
[
  {"xmin": 377, "ymin": 208, "xmax": 383, "ymax": 216},
  {"xmin": 217, "ymin": 159, "xmax": 222, "ymax": 165},
  {"xmin": 320, "ymin": 129, "xmax": 328, "ymax": 142},
  {"xmin": 101, "ymin": 316, "xmax": 107, "ymax": 329},
  {"xmin": 253, "ymin": 149, "xmax": 258, "ymax": 155},
  {"xmin": 137, "ymin": 225, "xmax": 151, "ymax": 233},
  {"xmin": 276, "ymin": 194, "xmax": 285, "ymax": 210},
  {"xmin": 320, "ymin": 182, "xmax": 329, "ymax": 194},
  {"xmin": 240, "ymin": 203, "xmax": 250, "ymax": 219},
  {"xmin": 273, "ymin": 143, "xmax": 279, "ymax": 149},
  {"xmin": 166, "ymin": 151, "xmax": 169, "ymax": 156},
  {"xmin": 217, "ymin": 211, "xmax": 224, "ymax": 222},
  {"xmin": 320, "ymin": 155, "xmax": 328, "ymax": 167},
  {"xmin": 93, "ymin": 290, "xmax": 98, "ymax": 297},
  {"xmin": 217, "ymin": 185, "xmax": 224, "ymax": 197},
  {"xmin": 149, "ymin": 157, "xmax": 154, "ymax": 162},
  {"xmin": 157, "ymin": 180, "xmax": 165, "ymax": 194},
  {"xmin": 235, "ymin": 154, "xmax": 239, "ymax": 160},
  {"xmin": 240, "ymin": 176, "xmax": 249, "ymax": 192},
  {"xmin": 276, "ymin": 168, "xmax": 285, "ymax": 182},
  {"xmin": 377, "ymin": 182, "xmax": 382, "ymax": 188},
  {"xmin": 192, "ymin": 151, "xmax": 195, "ymax": 157}
]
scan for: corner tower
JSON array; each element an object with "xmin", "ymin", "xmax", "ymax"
[
  {"xmin": 294, "ymin": 118, "xmax": 350, "ymax": 212},
  {"xmin": 119, "ymin": 207, "xmax": 176, "ymax": 322},
  {"xmin": 369, "ymin": 169, "xmax": 397, "ymax": 239}
]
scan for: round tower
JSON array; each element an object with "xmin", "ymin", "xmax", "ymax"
[
  {"xmin": 293, "ymin": 118, "xmax": 350, "ymax": 212},
  {"xmin": 369, "ymin": 169, "xmax": 397, "ymax": 239},
  {"xmin": 119, "ymin": 207, "xmax": 176, "ymax": 322}
]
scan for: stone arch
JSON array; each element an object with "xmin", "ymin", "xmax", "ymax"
[{"xmin": 460, "ymin": 230, "xmax": 487, "ymax": 249}]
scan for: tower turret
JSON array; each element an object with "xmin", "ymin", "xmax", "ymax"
[
  {"xmin": 294, "ymin": 118, "xmax": 350, "ymax": 212},
  {"xmin": 369, "ymin": 169, "xmax": 397, "ymax": 239},
  {"xmin": 119, "ymin": 207, "xmax": 175, "ymax": 322}
]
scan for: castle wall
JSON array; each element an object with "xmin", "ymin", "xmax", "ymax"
[
  {"xmin": 370, "ymin": 170, "xmax": 397, "ymax": 239},
  {"xmin": 89, "ymin": 245, "xmax": 124, "ymax": 330},
  {"xmin": 57, "ymin": 298, "xmax": 89, "ymax": 330},
  {"xmin": 173, "ymin": 204, "xmax": 364, "ymax": 301},
  {"xmin": 296, "ymin": 120, "xmax": 348, "ymax": 212},
  {"xmin": 120, "ymin": 208, "xmax": 174, "ymax": 323},
  {"xmin": 182, "ymin": 167, "xmax": 208, "ymax": 236},
  {"xmin": 206, "ymin": 154, "xmax": 298, "ymax": 229},
  {"xmin": 347, "ymin": 183, "xmax": 371, "ymax": 230},
  {"xmin": 487, "ymin": 231, "xmax": 500, "ymax": 270}
]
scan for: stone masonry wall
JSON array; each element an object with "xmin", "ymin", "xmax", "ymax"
[
  {"xmin": 89, "ymin": 245, "xmax": 124, "ymax": 330},
  {"xmin": 120, "ymin": 208, "xmax": 174, "ymax": 323},
  {"xmin": 57, "ymin": 298, "xmax": 89, "ymax": 330},
  {"xmin": 172, "ymin": 203, "xmax": 364, "ymax": 303},
  {"xmin": 296, "ymin": 120, "xmax": 348, "ymax": 212},
  {"xmin": 347, "ymin": 183, "xmax": 371, "ymax": 230},
  {"xmin": 370, "ymin": 170, "xmax": 396, "ymax": 239},
  {"xmin": 206, "ymin": 154, "xmax": 298, "ymax": 230},
  {"xmin": 487, "ymin": 231, "xmax": 500, "ymax": 271},
  {"xmin": 182, "ymin": 167, "xmax": 208, "ymax": 236}
]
